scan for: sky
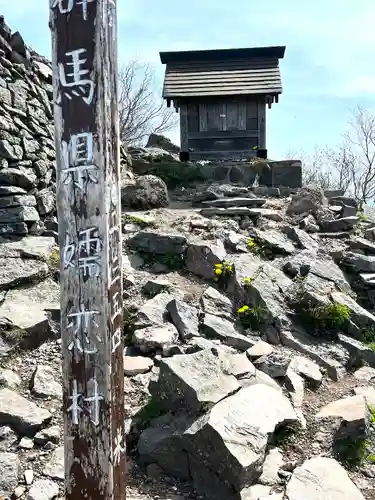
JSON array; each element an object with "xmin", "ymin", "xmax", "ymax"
[{"xmin": 1, "ymin": 0, "xmax": 375, "ymax": 159}]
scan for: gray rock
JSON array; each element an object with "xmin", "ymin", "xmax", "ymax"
[
  {"xmin": 0, "ymin": 388, "xmax": 51, "ymax": 435},
  {"xmin": 253, "ymin": 351, "xmax": 291, "ymax": 378},
  {"xmin": 0, "ymin": 425, "xmax": 17, "ymax": 451},
  {"xmin": 34, "ymin": 425, "xmax": 60, "ymax": 445},
  {"xmin": 146, "ymin": 133, "xmax": 180, "ymax": 153},
  {"xmin": 36, "ymin": 189, "xmax": 55, "ymax": 215},
  {"xmin": 200, "ymin": 286, "xmax": 233, "ymax": 320},
  {"xmin": 201, "ymin": 197, "xmax": 266, "ymax": 208},
  {"xmin": 253, "ymin": 229, "xmax": 295, "ymax": 255},
  {"xmin": 0, "ymin": 222, "xmax": 27, "ymax": 236},
  {"xmin": 286, "ymin": 457, "xmax": 366, "ymax": 500},
  {"xmin": 28, "ymin": 479, "xmax": 59, "ymax": 500},
  {"xmin": 286, "ymin": 252, "xmax": 351, "ymax": 294},
  {"xmin": 0, "ymin": 452, "xmax": 19, "ymax": 496},
  {"xmin": 0, "ymin": 205, "xmax": 39, "ymax": 224},
  {"xmin": 240, "ymin": 369, "xmax": 282, "ymax": 392},
  {"xmin": 121, "ymin": 174, "xmax": 169, "ymax": 209},
  {"xmin": 218, "ymin": 352, "xmax": 256, "ymax": 379},
  {"xmin": 330, "ymin": 196, "xmax": 357, "ymax": 208},
  {"xmin": 240, "ymin": 485, "xmax": 271, "ymax": 500},
  {"xmin": 142, "ymin": 279, "xmax": 172, "ymax": 297},
  {"xmin": 31, "ymin": 365, "xmax": 62, "ymax": 399},
  {"xmin": 285, "ymin": 367, "xmax": 306, "ymax": 428},
  {"xmin": 149, "ymin": 348, "xmax": 240, "ymax": 412},
  {"xmin": 246, "ymin": 341, "xmax": 273, "ymax": 359},
  {"xmin": 123, "ymin": 354, "xmax": 154, "ymax": 376},
  {"xmin": 24, "ymin": 469, "xmax": 34, "ymax": 485},
  {"xmin": 286, "ymin": 227, "xmax": 318, "ymax": 251},
  {"xmin": 331, "ymin": 290, "xmax": 375, "ymax": 331},
  {"xmin": 19, "ymin": 436, "xmax": 34, "ymax": 449},
  {"xmin": 127, "ymin": 231, "xmax": 187, "ymax": 255},
  {"xmin": 365, "ymin": 226, "xmax": 375, "ymax": 241},
  {"xmin": 42, "ymin": 446, "xmax": 64, "ymax": 480},
  {"xmin": 342, "ymin": 252, "xmax": 375, "ymax": 272},
  {"xmin": 300, "ymin": 214, "xmax": 319, "ymax": 233},
  {"xmin": 200, "ymin": 207, "xmax": 265, "ymax": 217},
  {"xmin": 258, "ymin": 448, "xmax": 283, "ymax": 486},
  {"xmin": 341, "ymin": 204, "xmax": 357, "ymax": 217},
  {"xmin": 0, "ymin": 194, "xmax": 36, "ymax": 209},
  {"xmin": 0, "ymin": 257, "xmax": 48, "ymax": 290},
  {"xmin": 138, "ymin": 413, "xmax": 192, "ymax": 481},
  {"xmin": 320, "ymin": 216, "xmax": 359, "ymax": 232},
  {"xmin": 132, "ymin": 324, "xmax": 178, "ymax": 353},
  {"xmin": 233, "ymin": 258, "xmax": 293, "ymax": 334},
  {"xmin": 0, "ymin": 235, "xmax": 57, "ymax": 260},
  {"xmin": 349, "ymin": 236, "xmax": 375, "ymax": 254},
  {"xmin": 167, "ymin": 299, "xmax": 199, "ymax": 341},
  {"xmin": 288, "ymin": 355, "xmax": 322, "ymax": 389},
  {"xmin": 353, "ymin": 386, "xmax": 375, "ymax": 406},
  {"xmin": 287, "ymin": 185, "xmax": 327, "ymax": 215},
  {"xmin": 280, "ymin": 330, "xmax": 348, "ymax": 381},
  {"xmin": 338, "ymin": 334, "xmax": 375, "ymax": 368},
  {"xmin": 0, "ymin": 278, "xmax": 59, "ymax": 355},
  {"xmin": 353, "ymin": 366, "xmax": 375, "ymax": 382},
  {"xmin": 316, "ymin": 395, "xmax": 370, "ymax": 440},
  {"xmin": 186, "ymin": 240, "xmax": 226, "ymax": 280},
  {"xmin": 201, "ymin": 314, "xmax": 255, "ymax": 351},
  {"xmin": 134, "ymin": 292, "xmax": 175, "ymax": 328},
  {"xmin": 183, "ymin": 384, "xmax": 297, "ymax": 494},
  {"xmin": 0, "ymin": 369, "xmax": 21, "ymax": 389}
]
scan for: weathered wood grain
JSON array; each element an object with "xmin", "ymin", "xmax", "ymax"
[{"xmin": 49, "ymin": 1, "xmax": 125, "ymax": 499}]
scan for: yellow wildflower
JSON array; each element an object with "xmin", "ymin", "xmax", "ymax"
[
  {"xmin": 215, "ymin": 268, "xmax": 223, "ymax": 276},
  {"xmin": 237, "ymin": 305, "xmax": 249, "ymax": 314}
]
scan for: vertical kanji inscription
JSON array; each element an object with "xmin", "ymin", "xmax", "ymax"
[{"xmin": 49, "ymin": 1, "xmax": 125, "ymax": 499}]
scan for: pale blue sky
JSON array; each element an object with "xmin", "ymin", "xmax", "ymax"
[{"xmin": 1, "ymin": 0, "xmax": 375, "ymax": 158}]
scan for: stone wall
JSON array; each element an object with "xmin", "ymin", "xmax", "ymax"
[{"xmin": 0, "ymin": 17, "xmax": 55, "ymax": 237}]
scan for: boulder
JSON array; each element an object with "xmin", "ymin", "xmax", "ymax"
[
  {"xmin": 146, "ymin": 133, "xmax": 180, "ymax": 154},
  {"xmin": 121, "ymin": 174, "xmax": 169, "ymax": 209},
  {"xmin": 286, "ymin": 457, "xmax": 365, "ymax": 500},
  {"xmin": 186, "ymin": 240, "xmax": 226, "ymax": 280},
  {"xmin": 149, "ymin": 348, "xmax": 240, "ymax": 412},
  {"xmin": 183, "ymin": 384, "xmax": 297, "ymax": 494},
  {"xmin": 167, "ymin": 299, "xmax": 199, "ymax": 341},
  {"xmin": 316, "ymin": 395, "xmax": 370, "ymax": 440},
  {"xmin": 201, "ymin": 314, "xmax": 255, "ymax": 351},
  {"xmin": 0, "ymin": 388, "xmax": 51, "ymax": 435},
  {"xmin": 30, "ymin": 365, "xmax": 62, "ymax": 399},
  {"xmin": 200, "ymin": 286, "xmax": 233, "ymax": 320}
]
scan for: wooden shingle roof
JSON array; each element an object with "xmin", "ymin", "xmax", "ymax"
[{"xmin": 159, "ymin": 46, "xmax": 285, "ymax": 99}]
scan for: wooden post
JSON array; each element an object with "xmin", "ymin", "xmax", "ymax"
[{"xmin": 49, "ymin": 1, "xmax": 125, "ymax": 500}]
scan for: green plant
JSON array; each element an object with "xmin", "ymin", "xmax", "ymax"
[
  {"xmin": 122, "ymin": 307, "xmax": 138, "ymax": 344},
  {"xmin": 237, "ymin": 304, "xmax": 268, "ymax": 329},
  {"xmin": 158, "ymin": 252, "xmax": 184, "ymax": 269},
  {"xmin": 360, "ymin": 327, "xmax": 375, "ymax": 350},
  {"xmin": 334, "ymin": 404, "xmax": 375, "ymax": 468},
  {"xmin": 247, "ymin": 236, "xmax": 270, "ymax": 257},
  {"xmin": 122, "ymin": 214, "xmax": 156, "ymax": 228},
  {"xmin": 356, "ymin": 211, "xmax": 369, "ymax": 222},
  {"xmin": 149, "ymin": 164, "xmax": 205, "ymax": 188},
  {"xmin": 293, "ymin": 274, "xmax": 306, "ymax": 282},
  {"xmin": 334, "ymin": 436, "xmax": 371, "ymax": 468},
  {"xmin": 273, "ymin": 423, "xmax": 303, "ymax": 448},
  {"xmin": 142, "ymin": 251, "xmax": 185, "ymax": 270},
  {"xmin": 135, "ymin": 397, "xmax": 164, "ymax": 431},
  {"xmin": 214, "ymin": 261, "xmax": 235, "ymax": 289},
  {"xmin": 242, "ymin": 276, "xmax": 254, "ymax": 287},
  {"xmin": 48, "ymin": 247, "xmax": 60, "ymax": 268},
  {"xmin": 306, "ymin": 301, "xmax": 350, "ymax": 331}
]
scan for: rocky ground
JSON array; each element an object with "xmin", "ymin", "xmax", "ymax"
[{"xmin": 0, "ymin": 183, "xmax": 374, "ymax": 500}]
